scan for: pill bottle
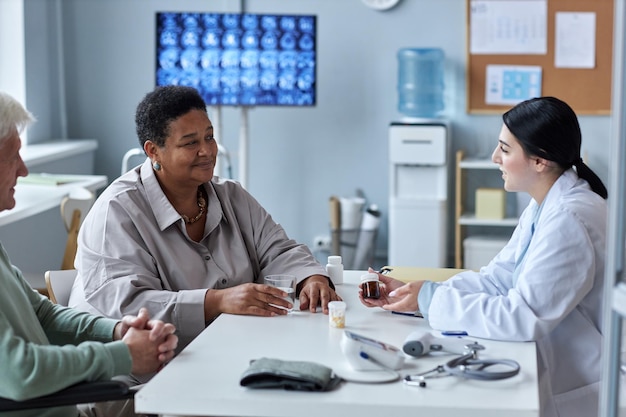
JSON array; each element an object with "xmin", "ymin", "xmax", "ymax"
[
  {"xmin": 326, "ymin": 255, "xmax": 344, "ymax": 285},
  {"xmin": 360, "ymin": 272, "xmax": 381, "ymax": 299},
  {"xmin": 328, "ymin": 301, "xmax": 346, "ymax": 328}
]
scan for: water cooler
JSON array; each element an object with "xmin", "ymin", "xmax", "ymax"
[{"xmin": 388, "ymin": 121, "xmax": 448, "ymax": 267}]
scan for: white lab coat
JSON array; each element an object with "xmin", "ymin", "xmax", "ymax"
[{"xmin": 427, "ymin": 170, "xmax": 607, "ymax": 417}]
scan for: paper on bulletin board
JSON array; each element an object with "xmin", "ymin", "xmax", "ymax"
[
  {"xmin": 554, "ymin": 12, "xmax": 596, "ymax": 69},
  {"xmin": 485, "ymin": 65, "xmax": 542, "ymax": 105},
  {"xmin": 470, "ymin": 0, "xmax": 547, "ymax": 55}
]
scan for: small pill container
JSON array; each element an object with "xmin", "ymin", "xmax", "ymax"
[
  {"xmin": 328, "ymin": 301, "xmax": 346, "ymax": 328},
  {"xmin": 360, "ymin": 272, "xmax": 381, "ymax": 299}
]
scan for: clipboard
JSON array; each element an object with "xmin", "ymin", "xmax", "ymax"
[{"xmin": 380, "ymin": 266, "xmax": 467, "ymax": 283}]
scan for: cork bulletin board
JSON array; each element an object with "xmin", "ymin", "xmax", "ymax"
[{"xmin": 466, "ymin": 0, "xmax": 614, "ymax": 115}]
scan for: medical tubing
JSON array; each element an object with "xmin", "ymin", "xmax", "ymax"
[
  {"xmin": 443, "ymin": 353, "xmax": 521, "ymax": 381},
  {"xmin": 357, "ymin": 351, "xmax": 402, "ymax": 382}
]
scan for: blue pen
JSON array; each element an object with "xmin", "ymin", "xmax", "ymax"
[{"xmin": 441, "ymin": 330, "xmax": 468, "ymax": 336}]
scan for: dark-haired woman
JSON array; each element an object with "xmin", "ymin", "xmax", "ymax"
[
  {"xmin": 360, "ymin": 96, "xmax": 607, "ymax": 417},
  {"xmin": 69, "ymin": 85, "xmax": 340, "ymax": 357}
]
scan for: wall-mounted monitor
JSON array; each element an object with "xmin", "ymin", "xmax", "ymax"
[{"xmin": 156, "ymin": 12, "xmax": 317, "ymax": 107}]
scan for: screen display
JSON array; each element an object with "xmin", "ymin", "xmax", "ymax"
[
  {"xmin": 345, "ymin": 331, "xmax": 399, "ymax": 352},
  {"xmin": 156, "ymin": 12, "xmax": 317, "ymax": 107}
]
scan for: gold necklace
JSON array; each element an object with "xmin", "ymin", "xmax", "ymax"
[{"xmin": 181, "ymin": 189, "xmax": 207, "ymax": 224}]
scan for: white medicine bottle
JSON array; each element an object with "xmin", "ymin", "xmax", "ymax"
[{"xmin": 326, "ymin": 255, "xmax": 344, "ymax": 285}]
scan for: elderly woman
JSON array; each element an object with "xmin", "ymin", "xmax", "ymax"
[{"xmin": 70, "ymin": 85, "xmax": 340, "ymax": 354}]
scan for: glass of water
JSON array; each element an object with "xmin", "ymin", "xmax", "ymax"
[{"xmin": 264, "ymin": 274, "xmax": 296, "ymax": 313}]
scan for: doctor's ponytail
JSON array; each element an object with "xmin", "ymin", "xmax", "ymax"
[{"xmin": 572, "ymin": 158, "xmax": 607, "ymax": 199}]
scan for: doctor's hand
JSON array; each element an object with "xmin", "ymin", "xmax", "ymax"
[
  {"xmin": 380, "ymin": 280, "xmax": 425, "ymax": 312},
  {"xmin": 298, "ymin": 275, "xmax": 342, "ymax": 314},
  {"xmin": 358, "ymin": 268, "xmax": 422, "ymax": 312}
]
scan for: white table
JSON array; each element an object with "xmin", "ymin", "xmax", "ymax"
[
  {"xmin": 136, "ymin": 271, "xmax": 539, "ymax": 417},
  {"xmin": 0, "ymin": 174, "xmax": 107, "ymax": 227},
  {"xmin": 0, "ymin": 174, "xmax": 108, "ymax": 289}
]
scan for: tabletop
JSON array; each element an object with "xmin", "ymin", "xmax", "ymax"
[
  {"xmin": 0, "ymin": 174, "xmax": 108, "ymax": 227},
  {"xmin": 135, "ymin": 270, "xmax": 539, "ymax": 417}
]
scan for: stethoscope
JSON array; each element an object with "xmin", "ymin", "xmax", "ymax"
[{"xmin": 403, "ymin": 342, "xmax": 521, "ymax": 387}]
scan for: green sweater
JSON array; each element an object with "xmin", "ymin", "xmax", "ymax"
[{"xmin": 0, "ymin": 243, "xmax": 132, "ymax": 417}]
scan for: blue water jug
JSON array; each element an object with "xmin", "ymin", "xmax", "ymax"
[{"xmin": 397, "ymin": 48, "xmax": 445, "ymax": 118}]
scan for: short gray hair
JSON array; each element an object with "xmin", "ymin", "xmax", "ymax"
[{"xmin": 0, "ymin": 92, "xmax": 35, "ymax": 143}]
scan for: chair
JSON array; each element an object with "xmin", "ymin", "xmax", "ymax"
[
  {"xmin": 45, "ymin": 269, "xmax": 78, "ymax": 306},
  {"xmin": 60, "ymin": 188, "xmax": 94, "ymax": 270},
  {"xmin": 121, "ymin": 147, "xmax": 145, "ymax": 176},
  {"xmin": 18, "ymin": 189, "xmax": 92, "ymax": 298},
  {"xmin": 0, "ymin": 381, "xmax": 133, "ymax": 412}
]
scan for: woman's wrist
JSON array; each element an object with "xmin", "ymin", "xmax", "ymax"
[{"xmin": 204, "ymin": 288, "xmax": 221, "ymax": 322}]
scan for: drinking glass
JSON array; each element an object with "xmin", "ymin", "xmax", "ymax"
[{"xmin": 264, "ymin": 274, "xmax": 296, "ymax": 313}]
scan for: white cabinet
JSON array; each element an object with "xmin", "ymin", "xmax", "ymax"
[
  {"xmin": 388, "ymin": 121, "xmax": 448, "ymax": 267},
  {"xmin": 454, "ymin": 150, "xmax": 517, "ymax": 268}
]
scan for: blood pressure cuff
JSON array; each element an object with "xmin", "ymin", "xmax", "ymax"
[{"xmin": 240, "ymin": 357, "xmax": 342, "ymax": 391}]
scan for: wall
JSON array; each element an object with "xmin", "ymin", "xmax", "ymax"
[
  {"xmin": 22, "ymin": 0, "xmax": 612, "ymax": 268},
  {"xmin": 20, "ymin": 0, "xmax": 67, "ymax": 142},
  {"xmin": 0, "ymin": 0, "xmax": 26, "ymax": 128}
]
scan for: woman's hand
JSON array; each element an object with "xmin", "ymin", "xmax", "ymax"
[
  {"xmin": 205, "ymin": 283, "xmax": 296, "ymax": 319},
  {"xmin": 380, "ymin": 280, "xmax": 425, "ymax": 312},
  {"xmin": 298, "ymin": 275, "xmax": 342, "ymax": 314},
  {"xmin": 358, "ymin": 268, "xmax": 423, "ymax": 313}
]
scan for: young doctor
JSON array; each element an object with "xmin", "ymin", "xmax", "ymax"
[{"xmin": 361, "ymin": 96, "xmax": 608, "ymax": 417}]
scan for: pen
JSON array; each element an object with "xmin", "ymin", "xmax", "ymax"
[
  {"xmin": 391, "ymin": 311, "xmax": 423, "ymax": 318},
  {"xmin": 441, "ymin": 330, "xmax": 468, "ymax": 336}
]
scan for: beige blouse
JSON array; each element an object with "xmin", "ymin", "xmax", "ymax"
[{"xmin": 69, "ymin": 158, "xmax": 328, "ymax": 350}]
